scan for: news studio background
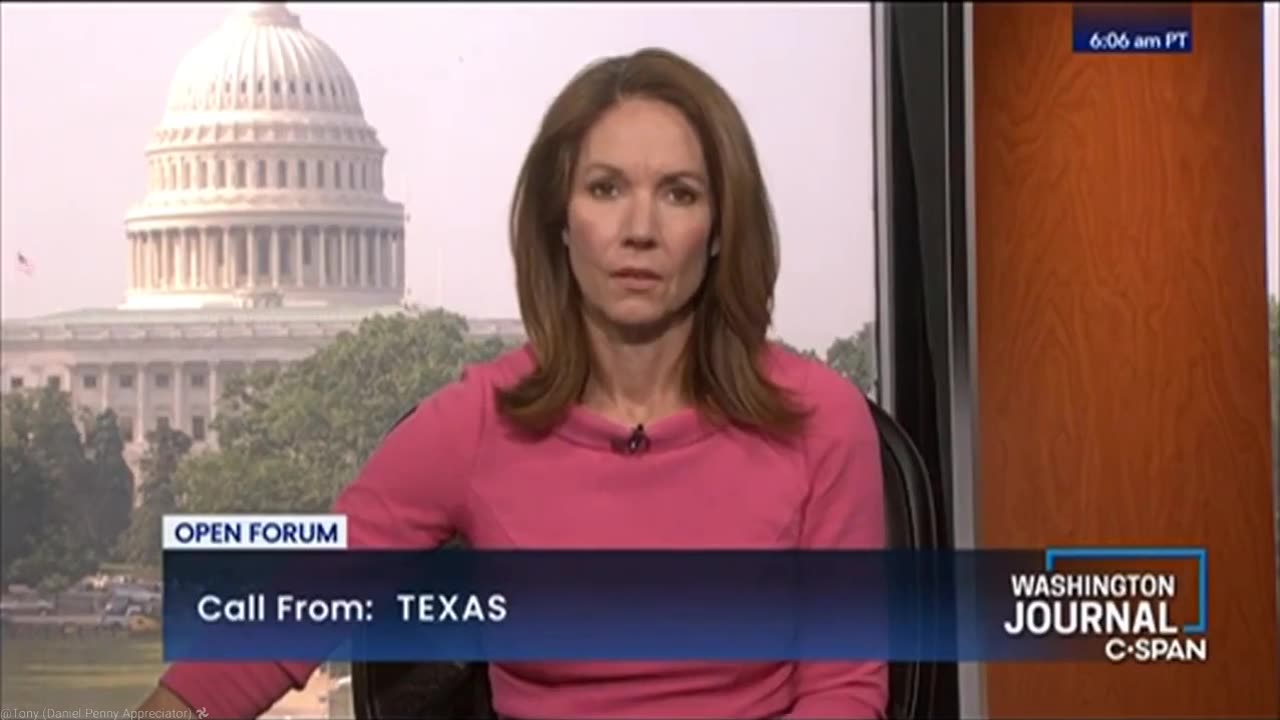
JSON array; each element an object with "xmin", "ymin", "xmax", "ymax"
[{"xmin": 1, "ymin": 3, "xmax": 1277, "ymax": 719}]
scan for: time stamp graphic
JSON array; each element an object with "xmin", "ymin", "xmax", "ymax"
[
  {"xmin": 1072, "ymin": 4, "xmax": 1194, "ymax": 55},
  {"xmin": 1079, "ymin": 29, "xmax": 1191, "ymax": 53}
]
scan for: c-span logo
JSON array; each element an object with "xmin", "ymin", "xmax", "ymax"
[{"xmin": 1003, "ymin": 547, "xmax": 1207, "ymax": 664}]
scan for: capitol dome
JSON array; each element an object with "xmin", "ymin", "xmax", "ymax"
[
  {"xmin": 124, "ymin": 2, "xmax": 405, "ymax": 310},
  {"xmin": 164, "ymin": 3, "xmax": 363, "ymax": 117}
]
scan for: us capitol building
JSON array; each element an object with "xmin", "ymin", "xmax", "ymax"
[{"xmin": 0, "ymin": 3, "xmax": 522, "ymax": 470}]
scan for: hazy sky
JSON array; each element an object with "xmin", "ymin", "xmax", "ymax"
[
  {"xmin": 1, "ymin": 3, "xmax": 1276, "ymax": 354},
  {"xmin": 0, "ymin": 1, "xmax": 876, "ymax": 352}
]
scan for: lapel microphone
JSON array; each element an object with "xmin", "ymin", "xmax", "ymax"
[{"xmin": 612, "ymin": 424, "xmax": 650, "ymax": 455}]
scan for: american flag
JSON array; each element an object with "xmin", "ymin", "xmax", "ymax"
[{"xmin": 16, "ymin": 252, "xmax": 34, "ymax": 276}]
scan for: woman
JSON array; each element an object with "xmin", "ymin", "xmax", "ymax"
[{"xmin": 138, "ymin": 47, "xmax": 887, "ymax": 719}]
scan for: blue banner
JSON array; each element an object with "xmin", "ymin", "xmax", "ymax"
[
  {"xmin": 163, "ymin": 549, "xmax": 1208, "ymax": 664},
  {"xmin": 1072, "ymin": 3, "xmax": 1192, "ymax": 54}
]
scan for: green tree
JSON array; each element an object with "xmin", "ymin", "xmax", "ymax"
[
  {"xmin": 825, "ymin": 321, "xmax": 877, "ymax": 394},
  {"xmin": 83, "ymin": 410, "xmax": 135, "ymax": 558},
  {"xmin": 177, "ymin": 309, "xmax": 514, "ymax": 514},
  {"xmin": 774, "ymin": 327, "xmax": 878, "ymax": 395},
  {"xmin": 124, "ymin": 424, "xmax": 192, "ymax": 568},
  {"xmin": 774, "ymin": 339, "xmax": 821, "ymax": 362},
  {"xmin": 1, "ymin": 393, "xmax": 51, "ymax": 583},
  {"xmin": 0, "ymin": 387, "xmax": 99, "ymax": 589}
]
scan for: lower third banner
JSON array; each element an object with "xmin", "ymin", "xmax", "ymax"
[{"xmin": 162, "ymin": 549, "xmax": 1209, "ymax": 664}]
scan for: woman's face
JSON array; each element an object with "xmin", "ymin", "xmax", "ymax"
[{"xmin": 565, "ymin": 97, "xmax": 715, "ymax": 332}]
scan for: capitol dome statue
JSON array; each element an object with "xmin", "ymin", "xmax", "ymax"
[{"xmin": 123, "ymin": 2, "xmax": 405, "ymax": 310}]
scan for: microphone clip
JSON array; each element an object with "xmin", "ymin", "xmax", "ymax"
[{"xmin": 615, "ymin": 424, "xmax": 650, "ymax": 456}]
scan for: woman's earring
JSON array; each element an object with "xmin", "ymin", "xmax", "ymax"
[
  {"xmin": 709, "ymin": 238, "xmax": 721, "ymax": 257},
  {"xmin": 562, "ymin": 227, "xmax": 570, "ymax": 245}
]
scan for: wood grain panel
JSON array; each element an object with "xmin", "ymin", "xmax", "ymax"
[{"xmin": 971, "ymin": 3, "xmax": 1278, "ymax": 717}]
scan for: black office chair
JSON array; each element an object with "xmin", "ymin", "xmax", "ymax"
[
  {"xmin": 352, "ymin": 398, "xmax": 943, "ymax": 720},
  {"xmin": 867, "ymin": 400, "xmax": 943, "ymax": 720}
]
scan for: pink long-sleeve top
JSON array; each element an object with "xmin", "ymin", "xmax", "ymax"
[{"xmin": 161, "ymin": 344, "xmax": 888, "ymax": 719}]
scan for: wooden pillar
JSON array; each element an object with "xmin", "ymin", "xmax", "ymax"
[{"xmin": 971, "ymin": 3, "xmax": 1277, "ymax": 717}]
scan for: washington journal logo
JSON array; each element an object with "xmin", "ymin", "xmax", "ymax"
[{"xmin": 1002, "ymin": 547, "xmax": 1208, "ymax": 663}]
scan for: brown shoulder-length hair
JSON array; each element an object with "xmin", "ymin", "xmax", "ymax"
[{"xmin": 496, "ymin": 47, "xmax": 809, "ymax": 438}]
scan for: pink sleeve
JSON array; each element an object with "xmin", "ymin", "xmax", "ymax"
[
  {"xmin": 160, "ymin": 371, "xmax": 486, "ymax": 719},
  {"xmin": 783, "ymin": 373, "xmax": 889, "ymax": 720}
]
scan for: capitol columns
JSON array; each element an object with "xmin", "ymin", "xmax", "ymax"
[
  {"xmin": 390, "ymin": 231, "xmax": 401, "ymax": 292},
  {"xmin": 294, "ymin": 228, "xmax": 304, "ymax": 288},
  {"xmin": 127, "ymin": 234, "xmax": 135, "ymax": 289},
  {"xmin": 364, "ymin": 229, "xmax": 374, "ymax": 287},
  {"xmin": 177, "ymin": 230, "xmax": 187, "ymax": 289},
  {"xmin": 169, "ymin": 230, "xmax": 179, "ymax": 289},
  {"xmin": 355, "ymin": 228, "xmax": 364, "ymax": 286},
  {"xmin": 222, "ymin": 230, "xmax": 233, "ymax": 289},
  {"xmin": 133, "ymin": 234, "xmax": 141, "ymax": 290},
  {"xmin": 349, "ymin": 230, "xmax": 358, "ymax": 286},
  {"xmin": 372, "ymin": 229, "xmax": 383, "ymax": 287},
  {"xmin": 186, "ymin": 230, "xmax": 195, "ymax": 289},
  {"xmin": 337, "ymin": 228, "xmax": 349, "ymax": 287},
  {"xmin": 170, "ymin": 230, "xmax": 180, "ymax": 289},
  {"xmin": 364, "ymin": 230, "xmax": 371, "ymax": 286},
  {"xmin": 187, "ymin": 229, "xmax": 199, "ymax": 289},
  {"xmin": 318, "ymin": 228, "xmax": 329, "ymax": 288},
  {"xmin": 270, "ymin": 226, "xmax": 281, "ymax": 288},
  {"xmin": 382, "ymin": 230, "xmax": 390, "ymax": 288},
  {"xmin": 142, "ymin": 232, "xmax": 150, "ymax": 289},
  {"xmin": 359, "ymin": 229, "xmax": 367, "ymax": 286},
  {"xmin": 138, "ymin": 233, "xmax": 147, "ymax": 289},
  {"xmin": 246, "ymin": 227, "xmax": 258, "ymax": 289},
  {"xmin": 341, "ymin": 231, "xmax": 348, "ymax": 287},
  {"xmin": 218, "ymin": 228, "xmax": 226, "ymax": 290},
  {"xmin": 175, "ymin": 230, "xmax": 186, "ymax": 289},
  {"xmin": 396, "ymin": 231, "xmax": 405, "ymax": 290},
  {"xmin": 358, "ymin": 229, "xmax": 368, "ymax": 286},
  {"xmin": 201, "ymin": 228, "xmax": 212, "ymax": 290},
  {"xmin": 144, "ymin": 232, "xmax": 154, "ymax": 289},
  {"xmin": 158, "ymin": 233, "xmax": 168, "ymax": 290},
  {"xmin": 157, "ymin": 231, "xmax": 165, "ymax": 288},
  {"xmin": 152, "ymin": 231, "xmax": 162, "ymax": 289},
  {"xmin": 346, "ymin": 228, "xmax": 358, "ymax": 287},
  {"xmin": 332, "ymin": 229, "xmax": 342, "ymax": 287}
]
